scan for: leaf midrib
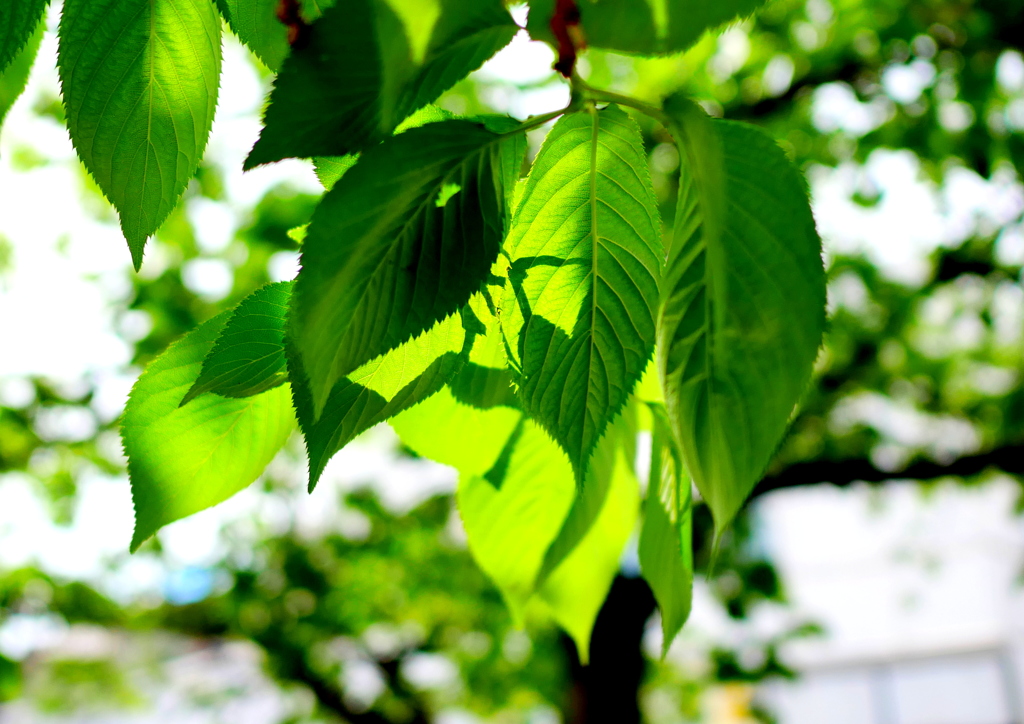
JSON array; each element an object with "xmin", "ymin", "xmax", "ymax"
[{"xmin": 586, "ymin": 105, "xmax": 600, "ymax": 455}]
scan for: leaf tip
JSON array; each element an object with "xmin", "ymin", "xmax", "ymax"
[
  {"xmin": 127, "ymin": 238, "xmax": 145, "ymax": 272},
  {"xmin": 128, "ymin": 518, "xmax": 152, "ymax": 554},
  {"xmin": 660, "ymin": 618, "xmax": 685, "ymax": 660},
  {"xmin": 307, "ymin": 469, "xmax": 320, "ymax": 494},
  {"xmin": 243, "ymin": 139, "xmax": 276, "ymax": 171}
]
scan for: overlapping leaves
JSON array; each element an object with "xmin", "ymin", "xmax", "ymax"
[
  {"xmin": 392, "ymin": 295, "xmax": 639, "ymax": 659},
  {"xmin": 245, "ymin": 0, "xmax": 517, "ymax": 167},
  {"xmin": 123, "ymin": 313, "xmax": 296, "ymax": 552},
  {"xmin": 69, "ymin": 0, "xmax": 827, "ymax": 655},
  {"xmin": 501, "ymin": 105, "xmax": 661, "ymax": 481},
  {"xmin": 291, "ymin": 118, "xmax": 524, "ymax": 416}
]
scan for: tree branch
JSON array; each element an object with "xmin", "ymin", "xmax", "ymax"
[
  {"xmin": 728, "ymin": 59, "xmax": 862, "ymax": 120},
  {"xmin": 753, "ymin": 443, "xmax": 1024, "ymax": 499}
]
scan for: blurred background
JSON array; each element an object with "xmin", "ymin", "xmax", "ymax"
[{"xmin": 2, "ymin": 0, "xmax": 1024, "ymax": 721}]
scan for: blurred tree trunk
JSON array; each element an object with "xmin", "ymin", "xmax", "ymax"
[{"xmin": 565, "ymin": 575, "xmax": 656, "ymax": 724}]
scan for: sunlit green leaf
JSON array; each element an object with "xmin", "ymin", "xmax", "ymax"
[
  {"xmin": 0, "ymin": 0, "xmax": 47, "ymax": 74},
  {"xmin": 124, "ymin": 314, "xmax": 296, "ymax": 552},
  {"xmin": 526, "ymin": 0, "xmax": 765, "ymax": 55},
  {"xmin": 392, "ymin": 386, "xmax": 522, "ymax": 478},
  {"xmin": 502, "ymin": 105, "xmax": 661, "ymax": 481},
  {"xmin": 638, "ymin": 402, "xmax": 692, "ymax": 654},
  {"xmin": 390, "ymin": 290, "xmax": 522, "ymax": 477},
  {"xmin": 58, "ymin": 0, "xmax": 221, "ymax": 269},
  {"xmin": 0, "ymin": 17, "xmax": 43, "ymax": 140},
  {"xmin": 660, "ymin": 97, "xmax": 825, "ymax": 533},
  {"xmin": 245, "ymin": 0, "xmax": 516, "ymax": 167},
  {"xmin": 216, "ymin": 0, "xmax": 290, "ymax": 71},
  {"xmin": 396, "ymin": 283, "xmax": 615, "ymax": 622},
  {"xmin": 536, "ymin": 440, "xmax": 639, "ymax": 663},
  {"xmin": 292, "ymin": 311, "xmax": 469, "ymax": 490},
  {"xmin": 182, "ymin": 282, "xmax": 292, "ymax": 406},
  {"xmin": 457, "ymin": 417, "xmax": 575, "ymax": 619},
  {"xmin": 291, "ymin": 119, "xmax": 524, "ymax": 416},
  {"xmin": 534, "ymin": 409, "xmax": 634, "ymax": 590},
  {"xmin": 313, "ymin": 155, "xmax": 358, "ymax": 192}
]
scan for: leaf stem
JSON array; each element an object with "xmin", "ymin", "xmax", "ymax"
[
  {"xmin": 505, "ymin": 102, "xmax": 578, "ymax": 137},
  {"xmin": 574, "ymin": 78, "xmax": 671, "ymax": 126}
]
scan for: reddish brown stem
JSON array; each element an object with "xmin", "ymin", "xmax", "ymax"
[
  {"xmin": 551, "ymin": 0, "xmax": 584, "ymax": 77},
  {"xmin": 276, "ymin": 0, "xmax": 310, "ymax": 48}
]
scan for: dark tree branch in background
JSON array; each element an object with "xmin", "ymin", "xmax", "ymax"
[
  {"xmin": 754, "ymin": 443, "xmax": 1024, "ymax": 499},
  {"xmin": 729, "ymin": 60, "xmax": 862, "ymax": 120},
  {"xmin": 263, "ymin": 638, "xmax": 429, "ymax": 724},
  {"xmin": 271, "ymin": 648, "xmax": 394, "ymax": 724}
]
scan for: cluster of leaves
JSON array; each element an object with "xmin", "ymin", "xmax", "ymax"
[{"xmin": 0, "ymin": 0, "xmax": 827, "ymax": 655}]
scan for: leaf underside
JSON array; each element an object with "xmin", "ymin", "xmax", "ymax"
[
  {"xmin": 58, "ymin": 0, "xmax": 221, "ymax": 269},
  {"xmin": 660, "ymin": 98, "xmax": 826, "ymax": 532},
  {"xmin": 501, "ymin": 104, "xmax": 662, "ymax": 481}
]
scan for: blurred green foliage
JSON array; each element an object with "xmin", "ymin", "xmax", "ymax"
[{"xmin": 2, "ymin": 0, "xmax": 1024, "ymax": 720}]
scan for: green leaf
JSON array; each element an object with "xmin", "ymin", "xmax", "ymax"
[
  {"xmin": 533, "ymin": 408, "xmax": 634, "ymax": 590},
  {"xmin": 390, "ymin": 289, "xmax": 522, "ymax": 477},
  {"xmin": 659, "ymin": 97, "xmax": 825, "ymax": 533},
  {"xmin": 297, "ymin": 0, "xmax": 332, "ymax": 22},
  {"xmin": 291, "ymin": 119, "xmax": 524, "ymax": 416},
  {"xmin": 124, "ymin": 314, "xmax": 296, "ymax": 552},
  {"xmin": 392, "ymin": 386, "xmax": 522, "ymax": 478},
  {"xmin": 292, "ymin": 310, "xmax": 470, "ymax": 490},
  {"xmin": 313, "ymin": 155, "xmax": 358, "ymax": 192},
  {"xmin": 457, "ymin": 416, "xmax": 576, "ymax": 618},
  {"xmin": 392, "ymin": 0, "xmax": 517, "ymax": 119},
  {"xmin": 501, "ymin": 105, "xmax": 661, "ymax": 481},
  {"xmin": 0, "ymin": 0, "xmax": 48, "ymax": 74},
  {"xmin": 312, "ymin": 105, "xmax": 455, "ymax": 191},
  {"xmin": 663, "ymin": 0, "xmax": 767, "ymax": 52},
  {"xmin": 216, "ymin": 0, "xmax": 290, "ymax": 71},
  {"xmin": 245, "ymin": 0, "xmax": 516, "ymax": 168},
  {"xmin": 182, "ymin": 282, "xmax": 292, "ymax": 406},
  {"xmin": 526, "ymin": 0, "xmax": 765, "ymax": 55},
  {"xmin": 536, "ymin": 439, "xmax": 639, "ymax": 663},
  {"xmin": 0, "ymin": 16, "xmax": 43, "ymax": 140},
  {"xmin": 638, "ymin": 403, "xmax": 692, "ymax": 655},
  {"xmin": 58, "ymin": 0, "xmax": 222, "ymax": 270},
  {"xmin": 397, "ymin": 296, "xmax": 638, "ymax": 650}
]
